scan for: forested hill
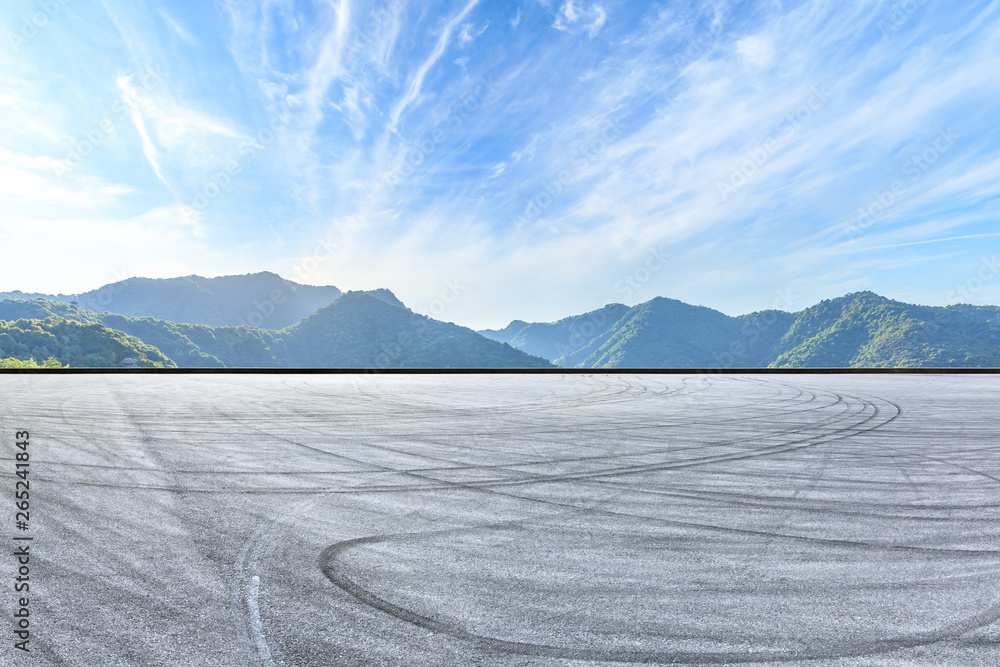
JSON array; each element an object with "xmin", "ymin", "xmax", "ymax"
[
  {"xmin": 480, "ymin": 292, "xmax": 1000, "ymax": 368},
  {"xmin": 479, "ymin": 304, "xmax": 631, "ymax": 363},
  {"xmin": 282, "ymin": 291, "xmax": 552, "ymax": 367},
  {"xmin": 0, "ymin": 292, "xmax": 553, "ymax": 369},
  {"xmin": 5, "ymin": 289, "xmax": 1000, "ymax": 368},
  {"xmin": 0, "ymin": 317, "xmax": 175, "ymax": 368},
  {"xmin": 0, "ymin": 272, "xmax": 342, "ymax": 329}
]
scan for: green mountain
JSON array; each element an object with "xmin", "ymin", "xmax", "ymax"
[
  {"xmin": 0, "ymin": 292, "xmax": 553, "ymax": 369},
  {"xmin": 6, "ymin": 287, "xmax": 1000, "ymax": 369},
  {"xmin": 0, "ymin": 317, "xmax": 175, "ymax": 368},
  {"xmin": 482, "ymin": 292, "xmax": 1000, "ymax": 368},
  {"xmin": 770, "ymin": 292, "xmax": 1000, "ymax": 367},
  {"xmin": 479, "ymin": 304, "xmax": 631, "ymax": 363},
  {"xmin": 553, "ymin": 298, "xmax": 792, "ymax": 368},
  {"xmin": 282, "ymin": 291, "xmax": 551, "ymax": 368},
  {"xmin": 0, "ymin": 272, "xmax": 342, "ymax": 329}
]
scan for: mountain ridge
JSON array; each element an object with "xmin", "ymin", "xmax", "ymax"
[
  {"xmin": 0, "ymin": 271, "xmax": 343, "ymax": 330},
  {"xmin": 4, "ymin": 278, "xmax": 1000, "ymax": 368},
  {"xmin": 0, "ymin": 291, "xmax": 553, "ymax": 369},
  {"xmin": 479, "ymin": 291, "xmax": 1000, "ymax": 368}
]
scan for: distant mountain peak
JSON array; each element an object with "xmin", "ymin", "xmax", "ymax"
[
  {"xmin": 360, "ymin": 288, "xmax": 407, "ymax": 309},
  {"xmin": 0, "ymin": 272, "xmax": 343, "ymax": 329}
]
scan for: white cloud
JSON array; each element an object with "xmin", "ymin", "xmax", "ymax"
[
  {"xmin": 158, "ymin": 8, "xmax": 197, "ymax": 45},
  {"xmin": 0, "ymin": 147, "xmax": 131, "ymax": 206},
  {"xmin": 0, "ymin": 206, "xmax": 222, "ymax": 294},
  {"xmin": 0, "ymin": 74, "xmax": 68, "ymax": 146},
  {"xmin": 129, "ymin": 203, "xmax": 205, "ymax": 238},
  {"xmin": 8, "ymin": 0, "xmax": 996, "ymax": 324},
  {"xmin": 512, "ymin": 135, "xmax": 540, "ymax": 163},
  {"xmin": 736, "ymin": 35, "xmax": 773, "ymax": 69},
  {"xmin": 330, "ymin": 85, "xmax": 372, "ymax": 141},
  {"xmin": 117, "ymin": 75, "xmax": 169, "ymax": 191},
  {"xmin": 388, "ymin": 0, "xmax": 481, "ymax": 133},
  {"xmin": 553, "ymin": 1, "xmax": 607, "ymax": 38},
  {"xmin": 302, "ymin": 0, "xmax": 353, "ymax": 129},
  {"xmin": 459, "ymin": 20, "xmax": 490, "ymax": 45}
]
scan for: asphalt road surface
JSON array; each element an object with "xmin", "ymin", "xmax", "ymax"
[{"xmin": 1, "ymin": 373, "xmax": 999, "ymax": 666}]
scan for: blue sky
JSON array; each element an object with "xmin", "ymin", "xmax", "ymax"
[{"xmin": 1, "ymin": 0, "xmax": 998, "ymax": 329}]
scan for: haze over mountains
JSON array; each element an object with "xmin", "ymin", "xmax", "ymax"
[
  {"xmin": 0, "ymin": 272, "xmax": 341, "ymax": 329},
  {"xmin": 0, "ymin": 290, "xmax": 552, "ymax": 369},
  {"xmin": 2, "ymin": 272, "xmax": 999, "ymax": 368}
]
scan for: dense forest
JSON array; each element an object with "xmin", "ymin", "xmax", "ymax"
[{"xmin": 0, "ymin": 318, "xmax": 176, "ymax": 368}]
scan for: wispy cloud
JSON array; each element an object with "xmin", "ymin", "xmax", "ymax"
[
  {"xmin": 2, "ymin": 0, "xmax": 999, "ymax": 328},
  {"xmin": 157, "ymin": 8, "xmax": 197, "ymax": 45},
  {"xmin": 459, "ymin": 20, "xmax": 490, "ymax": 45},
  {"xmin": 303, "ymin": 0, "xmax": 353, "ymax": 129},
  {"xmin": 117, "ymin": 75, "xmax": 169, "ymax": 191},
  {"xmin": 552, "ymin": 1, "xmax": 607, "ymax": 38},
  {"xmin": 0, "ymin": 147, "xmax": 130, "ymax": 206},
  {"xmin": 388, "ymin": 0, "xmax": 481, "ymax": 134}
]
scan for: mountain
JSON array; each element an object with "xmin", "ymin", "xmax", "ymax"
[
  {"xmin": 0, "ymin": 292, "xmax": 553, "ymax": 369},
  {"xmin": 283, "ymin": 291, "xmax": 553, "ymax": 368},
  {"xmin": 479, "ymin": 303, "xmax": 631, "ymax": 363},
  {"xmin": 5, "ymin": 285, "xmax": 1000, "ymax": 369},
  {"xmin": 554, "ymin": 298, "xmax": 793, "ymax": 368},
  {"xmin": 770, "ymin": 292, "xmax": 1000, "ymax": 367},
  {"xmin": 0, "ymin": 272, "xmax": 342, "ymax": 329},
  {"xmin": 0, "ymin": 299, "xmax": 236, "ymax": 367},
  {"xmin": 481, "ymin": 299, "xmax": 792, "ymax": 367},
  {"xmin": 484, "ymin": 292, "xmax": 1000, "ymax": 368},
  {"xmin": 0, "ymin": 317, "xmax": 175, "ymax": 368}
]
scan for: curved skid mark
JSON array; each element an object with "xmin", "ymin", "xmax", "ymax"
[{"xmin": 318, "ymin": 526, "xmax": 1000, "ymax": 664}]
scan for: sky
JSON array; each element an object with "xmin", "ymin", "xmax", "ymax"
[{"xmin": 1, "ymin": 0, "xmax": 999, "ymax": 329}]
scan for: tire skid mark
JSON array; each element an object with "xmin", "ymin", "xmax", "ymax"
[
  {"xmin": 312, "ymin": 379, "xmax": 1000, "ymax": 663},
  {"xmin": 38, "ymin": 387, "xmax": 887, "ymax": 494},
  {"xmin": 319, "ymin": 521, "xmax": 1000, "ymax": 664}
]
